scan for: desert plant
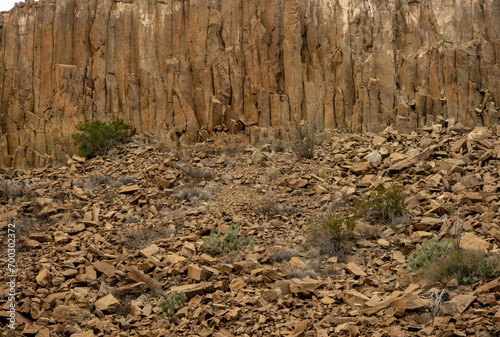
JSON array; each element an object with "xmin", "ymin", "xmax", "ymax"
[
  {"xmin": 407, "ymin": 238, "xmax": 500, "ymax": 284},
  {"xmin": 287, "ymin": 83, "xmax": 322, "ymax": 159},
  {"xmin": 266, "ymin": 167, "xmax": 281, "ymax": 181},
  {"xmin": 72, "ymin": 118, "xmax": 132, "ymax": 157},
  {"xmin": 0, "ymin": 180, "xmax": 33, "ymax": 199},
  {"xmin": 174, "ymin": 186, "xmax": 212, "ymax": 202},
  {"xmin": 356, "ymin": 183, "xmax": 407, "ymax": 224},
  {"xmin": 407, "ymin": 238, "xmax": 454, "ymax": 271},
  {"xmin": 178, "ymin": 166, "xmax": 215, "ymax": 181},
  {"xmin": 203, "ymin": 222, "xmax": 255, "ymax": 254},
  {"xmin": 157, "ymin": 291, "xmax": 187, "ymax": 318},
  {"xmin": 306, "ymin": 213, "xmax": 358, "ymax": 259}
]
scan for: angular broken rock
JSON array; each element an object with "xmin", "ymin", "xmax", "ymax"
[
  {"xmin": 36, "ymin": 268, "xmax": 52, "ymax": 286},
  {"xmin": 140, "ymin": 244, "xmax": 159, "ymax": 258},
  {"xmin": 261, "ymin": 288, "xmax": 282, "ymax": 302},
  {"xmin": 119, "ymin": 184, "xmax": 140, "ymax": 193},
  {"xmin": 342, "ymin": 289, "xmax": 370, "ymax": 307},
  {"xmin": 64, "ymin": 287, "xmax": 93, "ymax": 310},
  {"xmin": 171, "ymin": 282, "xmax": 215, "ymax": 299},
  {"xmin": 460, "ymin": 233, "xmax": 491, "ymax": 252},
  {"xmin": 345, "ymin": 263, "xmax": 367, "ymax": 278},
  {"xmin": 388, "ymin": 147, "xmax": 432, "ymax": 171},
  {"xmin": 94, "ymin": 294, "xmax": 120, "ymax": 313}
]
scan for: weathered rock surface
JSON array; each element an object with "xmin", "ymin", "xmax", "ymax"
[{"xmin": 1, "ymin": 0, "xmax": 500, "ymax": 167}]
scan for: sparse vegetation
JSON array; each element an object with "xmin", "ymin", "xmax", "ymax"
[
  {"xmin": 408, "ymin": 238, "xmax": 500, "ymax": 284},
  {"xmin": 203, "ymin": 222, "xmax": 255, "ymax": 255},
  {"xmin": 82, "ymin": 174, "xmax": 117, "ymax": 190},
  {"xmin": 255, "ymin": 198, "xmax": 295, "ymax": 216},
  {"xmin": 0, "ymin": 180, "xmax": 33, "ymax": 199},
  {"xmin": 407, "ymin": 238, "xmax": 454, "ymax": 271},
  {"xmin": 306, "ymin": 213, "xmax": 357, "ymax": 259},
  {"xmin": 178, "ymin": 166, "xmax": 215, "ymax": 181},
  {"xmin": 356, "ymin": 183, "xmax": 408, "ymax": 225},
  {"xmin": 120, "ymin": 225, "xmax": 174, "ymax": 250},
  {"xmin": 266, "ymin": 167, "xmax": 281, "ymax": 180},
  {"xmin": 174, "ymin": 186, "xmax": 212, "ymax": 202},
  {"xmin": 283, "ymin": 260, "xmax": 319, "ymax": 280},
  {"xmin": 72, "ymin": 118, "xmax": 132, "ymax": 157},
  {"xmin": 268, "ymin": 247, "xmax": 301, "ymax": 264},
  {"xmin": 157, "ymin": 291, "xmax": 187, "ymax": 318}
]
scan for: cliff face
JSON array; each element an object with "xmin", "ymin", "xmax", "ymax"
[{"xmin": 1, "ymin": 0, "xmax": 499, "ymax": 168}]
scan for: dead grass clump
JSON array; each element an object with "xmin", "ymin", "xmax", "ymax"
[
  {"xmin": 124, "ymin": 213, "xmax": 141, "ymax": 224},
  {"xmin": 355, "ymin": 222, "xmax": 382, "ymax": 240},
  {"xmin": 83, "ymin": 174, "xmax": 117, "ymax": 190},
  {"xmin": 283, "ymin": 260, "xmax": 319, "ymax": 279},
  {"xmin": 0, "ymin": 180, "xmax": 33, "ymax": 199},
  {"xmin": 174, "ymin": 186, "xmax": 212, "ymax": 202},
  {"xmin": 178, "ymin": 166, "xmax": 215, "ymax": 181},
  {"xmin": 11, "ymin": 216, "xmax": 39, "ymax": 238},
  {"xmin": 266, "ymin": 167, "xmax": 281, "ymax": 181},
  {"xmin": 120, "ymin": 225, "xmax": 175, "ymax": 251},
  {"xmin": 256, "ymin": 199, "xmax": 295, "ymax": 216},
  {"xmin": 268, "ymin": 247, "xmax": 301, "ymax": 264},
  {"xmin": 306, "ymin": 214, "xmax": 356, "ymax": 261},
  {"xmin": 116, "ymin": 175, "xmax": 139, "ymax": 187}
]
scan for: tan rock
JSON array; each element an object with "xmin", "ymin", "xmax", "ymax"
[
  {"xmin": 345, "ymin": 263, "xmax": 367, "ymax": 278},
  {"xmin": 460, "ymin": 233, "xmax": 491, "ymax": 252},
  {"xmin": 94, "ymin": 294, "xmax": 120, "ymax": 313}
]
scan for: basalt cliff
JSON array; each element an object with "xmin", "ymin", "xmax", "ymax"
[{"xmin": 0, "ymin": 0, "xmax": 499, "ymax": 167}]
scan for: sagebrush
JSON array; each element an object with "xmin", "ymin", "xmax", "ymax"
[
  {"xmin": 407, "ymin": 237, "xmax": 500, "ymax": 284},
  {"xmin": 203, "ymin": 222, "xmax": 255, "ymax": 254},
  {"xmin": 72, "ymin": 118, "xmax": 132, "ymax": 157}
]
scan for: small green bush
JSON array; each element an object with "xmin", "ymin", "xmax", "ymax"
[
  {"xmin": 407, "ymin": 238, "xmax": 454, "ymax": 271},
  {"xmin": 203, "ymin": 222, "xmax": 255, "ymax": 254},
  {"xmin": 157, "ymin": 291, "xmax": 187, "ymax": 318},
  {"xmin": 72, "ymin": 118, "xmax": 132, "ymax": 157},
  {"xmin": 356, "ymin": 183, "xmax": 407, "ymax": 224},
  {"xmin": 306, "ymin": 213, "xmax": 357, "ymax": 258},
  {"xmin": 408, "ymin": 238, "xmax": 500, "ymax": 284}
]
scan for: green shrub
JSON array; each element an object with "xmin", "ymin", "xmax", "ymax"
[
  {"xmin": 203, "ymin": 222, "xmax": 255, "ymax": 254},
  {"xmin": 356, "ymin": 183, "xmax": 407, "ymax": 224},
  {"xmin": 408, "ymin": 238, "xmax": 500, "ymax": 284},
  {"xmin": 72, "ymin": 118, "xmax": 132, "ymax": 157},
  {"xmin": 407, "ymin": 238, "xmax": 454, "ymax": 271},
  {"xmin": 306, "ymin": 213, "xmax": 357, "ymax": 259},
  {"xmin": 157, "ymin": 291, "xmax": 187, "ymax": 318}
]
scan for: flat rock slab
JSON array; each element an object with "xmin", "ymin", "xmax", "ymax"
[{"xmin": 119, "ymin": 184, "xmax": 140, "ymax": 193}]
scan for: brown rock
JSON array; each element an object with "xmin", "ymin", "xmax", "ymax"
[
  {"xmin": 460, "ymin": 233, "xmax": 491, "ymax": 252},
  {"xmin": 94, "ymin": 294, "xmax": 120, "ymax": 313}
]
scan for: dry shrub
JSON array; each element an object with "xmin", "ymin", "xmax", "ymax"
[
  {"xmin": 116, "ymin": 175, "xmax": 138, "ymax": 187},
  {"xmin": 356, "ymin": 222, "xmax": 381, "ymax": 240},
  {"xmin": 268, "ymin": 247, "xmax": 301, "ymax": 264},
  {"xmin": 174, "ymin": 186, "xmax": 212, "ymax": 201},
  {"xmin": 283, "ymin": 259, "xmax": 319, "ymax": 279},
  {"xmin": 0, "ymin": 180, "xmax": 33, "ymax": 199},
  {"xmin": 255, "ymin": 198, "xmax": 295, "ymax": 216},
  {"xmin": 306, "ymin": 214, "xmax": 356, "ymax": 261},
  {"xmin": 178, "ymin": 166, "xmax": 215, "ymax": 181},
  {"xmin": 82, "ymin": 174, "xmax": 117, "ymax": 190},
  {"xmin": 120, "ymin": 225, "xmax": 175, "ymax": 250}
]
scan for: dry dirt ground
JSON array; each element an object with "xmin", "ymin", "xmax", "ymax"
[{"xmin": 1, "ymin": 122, "xmax": 500, "ymax": 336}]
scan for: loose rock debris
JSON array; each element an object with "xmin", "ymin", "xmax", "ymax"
[{"xmin": 1, "ymin": 122, "xmax": 500, "ymax": 336}]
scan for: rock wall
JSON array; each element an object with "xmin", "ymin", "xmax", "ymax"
[{"xmin": 1, "ymin": 0, "xmax": 499, "ymax": 168}]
